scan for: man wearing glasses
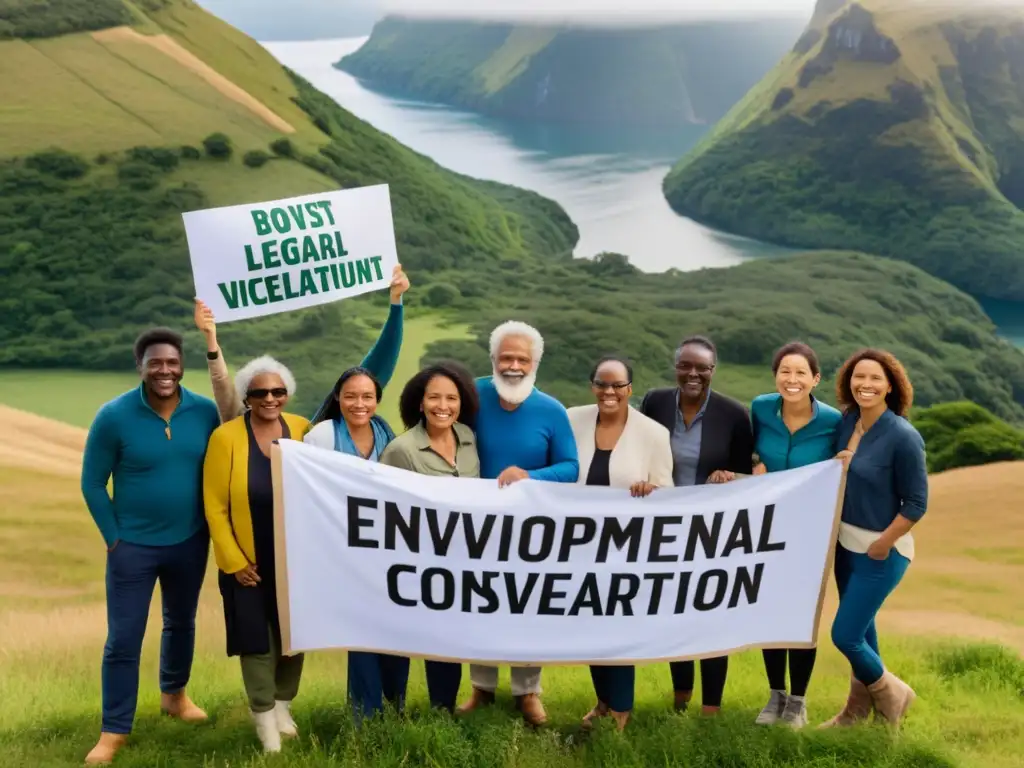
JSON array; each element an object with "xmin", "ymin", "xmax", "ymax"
[{"xmin": 639, "ymin": 335, "xmax": 754, "ymax": 716}]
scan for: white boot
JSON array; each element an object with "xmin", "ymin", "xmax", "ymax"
[
  {"xmin": 252, "ymin": 709, "xmax": 282, "ymax": 753},
  {"xmin": 274, "ymin": 700, "xmax": 298, "ymax": 738}
]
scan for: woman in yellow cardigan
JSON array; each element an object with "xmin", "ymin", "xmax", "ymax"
[{"xmin": 203, "ymin": 355, "xmax": 309, "ymax": 754}]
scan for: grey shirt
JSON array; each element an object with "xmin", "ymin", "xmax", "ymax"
[{"xmin": 670, "ymin": 389, "xmax": 710, "ymax": 487}]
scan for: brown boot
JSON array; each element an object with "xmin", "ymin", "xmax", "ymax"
[
  {"xmin": 160, "ymin": 690, "xmax": 208, "ymax": 723},
  {"xmin": 673, "ymin": 690, "xmax": 692, "ymax": 712},
  {"xmin": 868, "ymin": 671, "xmax": 916, "ymax": 726},
  {"xmin": 515, "ymin": 693, "xmax": 548, "ymax": 727},
  {"xmin": 580, "ymin": 701, "xmax": 609, "ymax": 730},
  {"xmin": 456, "ymin": 687, "xmax": 495, "ymax": 715},
  {"xmin": 818, "ymin": 676, "xmax": 873, "ymax": 728},
  {"xmin": 84, "ymin": 733, "xmax": 127, "ymax": 765}
]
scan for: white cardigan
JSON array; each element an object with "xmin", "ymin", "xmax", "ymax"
[{"xmin": 567, "ymin": 404, "xmax": 674, "ymax": 489}]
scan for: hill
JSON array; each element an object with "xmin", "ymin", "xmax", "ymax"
[
  {"xmin": 336, "ymin": 15, "xmax": 806, "ymax": 128},
  {"xmin": 0, "ymin": 0, "xmax": 577, "ymax": 415},
  {"xmin": 663, "ymin": 0, "xmax": 1024, "ymax": 303},
  {"xmin": 1, "ymin": 412, "xmax": 1022, "ymax": 766},
  {"xmin": 3, "ymin": 1, "xmax": 1024, "ymax": 425}
]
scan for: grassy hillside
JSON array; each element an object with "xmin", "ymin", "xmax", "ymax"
[
  {"xmin": 1, "ymin": 420, "xmax": 1022, "ymax": 767},
  {"xmin": 3, "ymin": 1, "xmax": 1024, "ymax": 426},
  {"xmin": 336, "ymin": 15, "xmax": 806, "ymax": 128},
  {"xmin": 0, "ymin": 0, "xmax": 577, "ymax": 415},
  {"xmin": 663, "ymin": 0, "xmax": 1024, "ymax": 303}
]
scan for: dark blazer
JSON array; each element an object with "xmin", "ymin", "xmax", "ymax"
[{"xmin": 639, "ymin": 388, "xmax": 754, "ymax": 485}]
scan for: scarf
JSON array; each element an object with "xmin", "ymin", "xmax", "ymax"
[{"xmin": 332, "ymin": 415, "xmax": 395, "ymax": 462}]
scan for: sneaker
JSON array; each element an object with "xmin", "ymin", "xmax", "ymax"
[
  {"xmin": 252, "ymin": 709, "xmax": 282, "ymax": 753},
  {"xmin": 755, "ymin": 690, "xmax": 788, "ymax": 725},
  {"xmin": 781, "ymin": 695, "xmax": 808, "ymax": 729}
]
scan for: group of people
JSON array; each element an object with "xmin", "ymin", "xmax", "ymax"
[{"xmin": 79, "ymin": 266, "xmax": 928, "ymax": 763}]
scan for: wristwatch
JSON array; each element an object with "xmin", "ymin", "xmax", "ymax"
[{"xmin": 206, "ymin": 349, "xmax": 220, "ymax": 360}]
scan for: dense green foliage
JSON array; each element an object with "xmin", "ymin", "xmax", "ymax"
[
  {"xmin": 0, "ymin": 0, "xmax": 131, "ymax": 39},
  {"xmin": 663, "ymin": 4, "xmax": 1024, "ymax": 303},
  {"xmin": 416, "ymin": 251, "xmax": 1024, "ymax": 424},
  {"xmin": 914, "ymin": 401, "xmax": 1024, "ymax": 472},
  {"xmin": 338, "ymin": 16, "xmax": 804, "ymax": 128}
]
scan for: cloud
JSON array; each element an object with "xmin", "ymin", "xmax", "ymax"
[{"xmin": 380, "ymin": 0, "xmax": 817, "ymax": 23}]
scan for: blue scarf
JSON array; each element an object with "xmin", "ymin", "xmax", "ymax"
[{"xmin": 332, "ymin": 415, "xmax": 395, "ymax": 462}]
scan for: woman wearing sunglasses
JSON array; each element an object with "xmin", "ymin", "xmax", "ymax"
[
  {"xmin": 194, "ymin": 264, "xmax": 409, "ymax": 424},
  {"xmin": 202, "ymin": 356, "xmax": 312, "ymax": 754},
  {"xmin": 566, "ymin": 355, "xmax": 674, "ymax": 731}
]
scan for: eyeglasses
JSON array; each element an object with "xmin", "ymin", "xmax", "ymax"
[
  {"xmin": 247, "ymin": 388, "xmax": 288, "ymax": 399},
  {"xmin": 592, "ymin": 380, "xmax": 631, "ymax": 391}
]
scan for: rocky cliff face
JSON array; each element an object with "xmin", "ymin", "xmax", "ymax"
[{"xmin": 663, "ymin": 0, "xmax": 1024, "ymax": 303}]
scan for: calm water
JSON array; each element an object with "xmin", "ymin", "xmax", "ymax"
[
  {"xmin": 264, "ymin": 38, "xmax": 1024, "ymax": 347},
  {"xmin": 263, "ymin": 38, "xmax": 790, "ymax": 273}
]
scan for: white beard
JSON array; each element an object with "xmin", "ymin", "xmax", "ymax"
[{"xmin": 492, "ymin": 368, "xmax": 537, "ymax": 405}]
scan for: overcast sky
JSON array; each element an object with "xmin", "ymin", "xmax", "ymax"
[
  {"xmin": 381, "ymin": 0, "xmax": 818, "ymax": 22},
  {"xmin": 381, "ymin": 0, "xmax": 1024, "ymax": 23}
]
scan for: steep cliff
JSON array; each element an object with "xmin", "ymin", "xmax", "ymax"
[
  {"xmin": 663, "ymin": 0, "xmax": 1024, "ymax": 302},
  {"xmin": 336, "ymin": 15, "xmax": 806, "ymax": 128}
]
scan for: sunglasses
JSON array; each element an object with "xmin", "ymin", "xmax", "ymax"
[{"xmin": 247, "ymin": 387, "xmax": 288, "ymax": 399}]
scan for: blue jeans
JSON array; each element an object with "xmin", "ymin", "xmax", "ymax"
[
  {"xmin": 102, "ymin": 529, "xmax": 209, "ymax": 734},
  {"xmin": 590, "ymin": 665, "xmax": 635, "ymax": 712},
  {"xmin": 347, "ymin": 651, "xmax": 410, "ymax": 722},
  {"xmin": 831, "ymin": 543, "xmax": 910, "ymax": 686}
]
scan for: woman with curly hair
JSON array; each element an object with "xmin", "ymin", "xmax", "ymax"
[
  {"xmin": 379, "ymin": 361, "xmax": 481, "ymax": 713},
  {"xmin": 821, "ymin": 348, "xmax": 928, "ymax": 730}
]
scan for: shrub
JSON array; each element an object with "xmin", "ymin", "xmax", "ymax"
[
  {"xmin": 243, "ymin": 150, "xmax": 271, "ymax": 169},
  {"xmin": 914, "ymin": 401, "xmax": 1024, "ymax": 472},
  {"xmin": 423, "ymin": 283, "xmax": 461, "ymax": 307},
  {"xmin": 270, "ymin": 138, "xmax": 296, "ymax": 158},
  {"xmin": 25, "ymin": 149, "xmax": 89, "ymax": 180},
  {"xmin": 128, "ymin": 146, "xmax": 179, "ymax": 171},
  {"xmin": 202, "ymin": 133, "xmax": 232, "ymax": 159},
  {"xmin": 116, "ymin": 161, "xmax": 160, "ymax": 191},
  {"xmin": 180, "ymin": 145, "xmax": 202, "ymax": 160}
]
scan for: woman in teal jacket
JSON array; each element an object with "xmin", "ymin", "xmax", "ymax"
[{"xmin": 750, "ymin": 341, "xmax": 842, "ymax": 729}]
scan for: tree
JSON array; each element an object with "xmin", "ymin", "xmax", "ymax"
[
  {"xmin": 914, "ymin": 401, "xmax": 1024, "ymax": 472},
  {"xmin": 243, "ymin": 150, "xmax": 270, "ymax": 168},
  {"xmin": 270, "ymin": 138, "xmax": 295, "ymax": 158}
]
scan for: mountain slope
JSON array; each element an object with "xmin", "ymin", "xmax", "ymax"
[
  {"xmin": 663, "ymin": 0, "xmax": 1024, "ymax": 302},
  {"xmin": 0, "ymin": 0, "xmax": 577, "ymax": 413},
  {"xmin": 336, "ymin": 15, "xmax": 806, "ymax": 128}
]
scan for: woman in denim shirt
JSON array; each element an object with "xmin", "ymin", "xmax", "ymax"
[
  {"xmin": 822, "ymin": 348, "xmax": 928, "ymax": 729},
  {"xmin": 750, "ymin": 342, "xmax": 842, "ymax": 728}
]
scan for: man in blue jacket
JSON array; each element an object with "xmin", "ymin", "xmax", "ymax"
[
  {"xmin": 80, "ymin": 328, "xmax": 220, "ymax": 765},
  {"xmin": 456, "ymin": 320, "xmax": 579, "ymax": 727}
]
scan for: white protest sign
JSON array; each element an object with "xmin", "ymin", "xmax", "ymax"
[
  {"xmin": 183, "ymin": 184, "xmax": 398, "ymax": 322},
  {"xmin": 272, "ymin": 439, "xmax": 844, "ymax": 663}
]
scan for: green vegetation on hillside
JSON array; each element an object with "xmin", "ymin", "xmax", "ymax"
[
  {"xmin": 2, "ymin": 0, "xmax": 1024, "ymax": 431},
  {"xmin": 337, "ymin": 16, "xmax": 805, "ymax": 128},
  {"xmin": 663, "ymin": 0, "xmax": 1024, "ymax": 303},
  {"xmin": 0, "ymin": 0, "xmax": 131, "ymax": 39},
  {"xmin": 914, "ymin": 401, "xmax": 1024, "ymax": 472}
]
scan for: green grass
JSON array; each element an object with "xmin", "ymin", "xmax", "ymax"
[{"xmin": 1, "ymin": 615, "xmax": 1022, "ymax": 767}]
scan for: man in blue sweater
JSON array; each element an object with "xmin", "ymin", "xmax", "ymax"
[
  {"xmin": 80, "ymin": 328, "xmax": 221, "ymax": 765},
  {"xmin": 456, "ymin": 320, "xmax": 579, "ymax": 727}
]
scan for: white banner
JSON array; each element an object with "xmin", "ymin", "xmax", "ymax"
[
  {"xmin": 272, "ymin": 439, "xmax": 844, "ymax": 663},
  {"xmin": 183, "ymin": 184, "xmax": 398, "ymax": 322}
]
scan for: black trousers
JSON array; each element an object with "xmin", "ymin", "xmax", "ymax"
[
  {"xmin": 425, "ymin": 660, "xmax": 462, "ymax": 712},
  {"xmin": 670, "ymin": 656, "xmax": 728, "ymax": 707}
]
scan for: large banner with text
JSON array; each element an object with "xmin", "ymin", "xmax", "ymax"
[
  {"xmin": 183, "ymin": 184, "xmax": 398, "ymax": 322},
  {"xmin": 272, "ymin": 439, "xmax": 844, "ymax": 663}
]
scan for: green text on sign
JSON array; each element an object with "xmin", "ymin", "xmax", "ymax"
[{"xmin": 217, "ymin": 255, "xmax": 385, "ymax": 310}]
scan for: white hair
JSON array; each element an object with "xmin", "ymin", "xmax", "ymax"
[
  {"xmin": 489, "ymin": 320, "xmax": 544, "ymax": 364},
  {"xmin": 234, "ymin": 355, "xmax": 297, "ymax": 405}
]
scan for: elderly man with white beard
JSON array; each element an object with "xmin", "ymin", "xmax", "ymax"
[{"xmin": 455, "ymin": 320, "xmax": 579, "ymax": 727}]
